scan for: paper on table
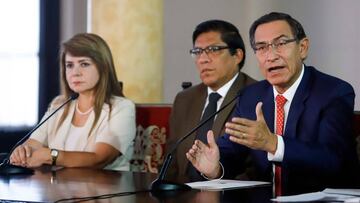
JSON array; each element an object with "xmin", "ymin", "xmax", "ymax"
[
  {"xmin": 345, "ymin": 197, "xmax": 360, "ymax": 203},
  {"xmin": 186, "ymin": 179, "xmax": 270, "ymax": 191},
  {"xmin": 271, "ymin": 191, "xmax": 355, "ymax": 202},
  {"xmin": 323, "ymin": 188, "xmax": 360, "ymax": 196},
  {"xmin": 271, "ymin": 188, "xmax": 360, "ymax": 202}
]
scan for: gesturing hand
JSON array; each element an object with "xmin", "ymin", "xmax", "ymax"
[
  {"xmin": 225, "ymin": 102, "xmax": 278, "ymax": 154},
  {"xmin": 186, "ymin": 130, "xmax": 221, "ymax": 179}
]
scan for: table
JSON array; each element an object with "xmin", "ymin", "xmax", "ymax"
[{"xmin": 0, "ymin": 167, "xmax": 272, "ymax": 203}]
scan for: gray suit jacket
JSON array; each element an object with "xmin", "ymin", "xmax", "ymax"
[{"xmin": 166, "ymin": 72, "xmax": 256, "ymax": 182}]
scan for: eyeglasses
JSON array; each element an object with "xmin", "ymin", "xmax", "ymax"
[
  {"xmin": 189, "ymin": 45, "xmax": 229, "ymax": 59},
  {"xmin": 253, "ymin": 38, "xmax": 297, "ymax": 55}
]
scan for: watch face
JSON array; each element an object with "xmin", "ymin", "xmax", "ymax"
[{"xmin": 51, "ymin": 149, "xmax": 59, "ymax": 157}]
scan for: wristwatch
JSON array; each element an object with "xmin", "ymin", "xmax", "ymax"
[{"xmin": 50, "ymin": 149, "xmax": 59, "ymax": 166}]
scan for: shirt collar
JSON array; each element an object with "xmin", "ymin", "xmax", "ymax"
[
  {"xmin": 273, "ymin": 64, "xmax": 305, "ymax": 102},
  {"xmin": 207, "ymin": 73, "xmax": 239, "ymax": 98}
]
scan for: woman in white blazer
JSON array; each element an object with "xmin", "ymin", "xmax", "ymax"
[{"xmin": 10, "ymin": 33, "xmax": 136, "ymax": 171}]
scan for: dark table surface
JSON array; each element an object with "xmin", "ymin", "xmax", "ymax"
[{"xmin": 0, "ymin": 166, "xmax": 273, "ymax": 203}]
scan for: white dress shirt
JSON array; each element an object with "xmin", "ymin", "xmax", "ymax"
[
  {"xmin": 202, "ymin": 73, "xmax": 239, "ymax": 118},
  {"xmin": 268, "ymin": 65, "xmax": 305, "ymax": 161}
]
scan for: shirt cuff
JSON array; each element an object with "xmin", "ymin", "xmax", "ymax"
[
  {"xmin": 201, "ymin": 162, "xmax": 225, "ymax": 180},
  {"xmin": 267, "ymin": 135, "xmax": 284, "ymax": 162}
]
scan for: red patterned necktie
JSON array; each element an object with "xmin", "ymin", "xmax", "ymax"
[{"xmin": 275, "ymin": 94, "xmax": 287, "ymax": 196}]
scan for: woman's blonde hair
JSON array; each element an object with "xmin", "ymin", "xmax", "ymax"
[{"xmin": 57, "ymin": 33, "xmax": 123, "ymax": 134}]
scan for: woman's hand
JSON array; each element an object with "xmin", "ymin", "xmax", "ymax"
[
  {"xmin": 25, "ymin": 147, "xmax": 51, "ymax": 168},
  {"xmin": 9, "ymin": 139, "xmax": 45, "ymax": 167},
  {"xmin": 9, "ymin": 145, "xmax": 33, "ymax": 167}
]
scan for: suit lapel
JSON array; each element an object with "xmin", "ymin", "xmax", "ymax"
[
  {"xmin": 263, "ymin": 85, "xmax": 275, "ymax": 134},
  {"xmin": 189, "ymin": 85, "xmax": 207, "ymax": 133},
  {"xmin": 180, "ymin": 85, "xmax": 207, "ymax": 175},
  {"xmin": 285, "ymin": 66, "xmax": 311, "ymax": 138},
  {"xmin": 212, "ymin": 74, "xmax": 244, "ymax": 136}
]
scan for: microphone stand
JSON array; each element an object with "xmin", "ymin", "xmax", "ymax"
[
  {"xmin": 0, "ymin": 93, "xmax": 79, "ymax": 175},
  {"xmin": 150, "ymin": 93, "xmax": 239, "ymax": 194}
]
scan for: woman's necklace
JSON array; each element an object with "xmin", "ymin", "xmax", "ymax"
[{"xmin": 75, "ymin": 102, "xmax": 93, "ymax": 115}]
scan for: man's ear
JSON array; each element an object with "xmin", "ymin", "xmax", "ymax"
[
  {"xmin": 299, "ymin": 37, "xmax": 309, "ymax": 60},
  {"xmin": 234, "ymin": 49, "xmax": 244, "ymax": 63}
]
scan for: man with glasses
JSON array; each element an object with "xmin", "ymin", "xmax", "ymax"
[
  {"xmin": 187, "ymin": 12, "xmax": 359, "ymax": 195},
  {"xmin": 166, "ymin": 20, "xmax": 256, "ymax": 182}
]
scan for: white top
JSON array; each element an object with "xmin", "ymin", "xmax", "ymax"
[
  {"xmin": 64, "ymin": 124, "xmax": 85, "ymax": 151},
  {"xmin": 31, "ymin": 96, "xmax": 136, "ymax": 171}
]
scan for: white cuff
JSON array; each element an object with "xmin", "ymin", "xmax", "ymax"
[
  {"xmin": 267, "ymin": 135, "xmax": 284, "ymax": 162},
  {"xmin": 201, "ymin": 162, "xmax": 225, "ymax": 180}
]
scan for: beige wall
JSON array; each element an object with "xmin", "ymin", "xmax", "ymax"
[
  {"xmin": 65, "ymin": 0, "xmax": 360, "ymax": 109},
  {"xmin": 163, "ymin": 0, "xmax": 360, "ymax": 110},
  {"xmin": 60, "ymin": 0, "xmax": 87, "ymax": 43},
  {"xmin": 90, "ymin": 0, "xmax": 163, "ymax": 103}
]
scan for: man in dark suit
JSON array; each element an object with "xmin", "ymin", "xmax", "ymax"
[
  {"xmin": 187, "ymin": 12, "xmax": 359, "ymax": 195},
  {"xmin": 166, "ymin": 20, "xmax": 256, "ymax": 181}
]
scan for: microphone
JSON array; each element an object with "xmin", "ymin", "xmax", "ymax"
[
  {"xmin": 0, "ymin": 93, "xmax": 79, "ymax": 175},
  {"xmin": 150, "ymin": 92, "xmax": 241, "ymax": 193}
]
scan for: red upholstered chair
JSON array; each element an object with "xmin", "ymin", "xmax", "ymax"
[{"xmin": 130, "ymin": 104, "xmax": 172, "ymax": 173}]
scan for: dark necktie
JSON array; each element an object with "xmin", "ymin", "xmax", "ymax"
[
  {"xmin": 195, "ymin": 92, "xmax": 222, "ymax": 144},
  {"xmin": 275, "ymin": 94, "xmax": 287, "ymax": 196},
  {"xmin": 187, "ymin": 92, "xmax": 221, "ymax": 181}
]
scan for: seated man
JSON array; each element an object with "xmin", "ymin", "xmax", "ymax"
[
  {"xmin": 187, "ymin": 12, "xmax": 360, "ymax": 196},
  {"xmin": 166, "ymin": 20, "xmax": 256, "ymax": 181}
]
